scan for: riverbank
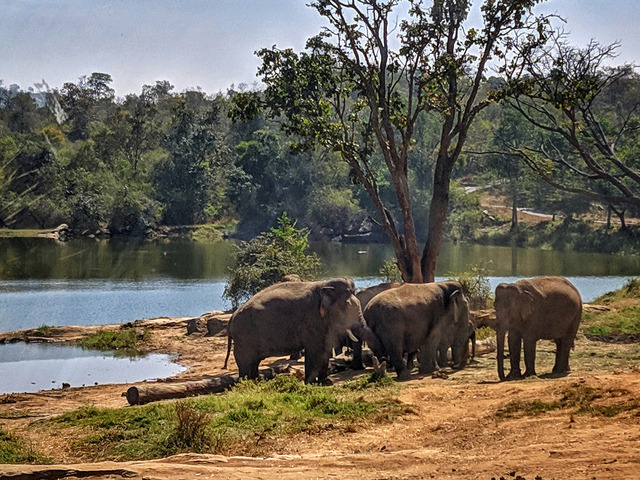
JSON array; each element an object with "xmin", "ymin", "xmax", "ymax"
[
  {"xmin": 1, "ymin": 305, "xmax": 640, "ymax": 479},
  {"xmin": 5, "ymin": 212, "xmax": 640, "ymax": 258}
]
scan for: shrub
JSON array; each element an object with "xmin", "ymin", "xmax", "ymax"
[
  {"xmin": 379, "ymin": 258, "xmax": 402, "ymax": 283},
  {"xmin": 450, "ymin": 264, "xmax": 492, "ymax": 310},
  {"xmin": 166, "ymin": 401, "xmax": 213, "ymax": 453},
  {"xmin": 224, "ymin": 212, "xmax": 320, "ymax": 308}
]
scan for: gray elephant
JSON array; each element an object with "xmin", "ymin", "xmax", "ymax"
[
  {"xmin": 343, "ymin": 282, "xmax": 402, "ymax": 369},
  {"xmin": 436, "ymin": 318, "xmax": 476, "ymax": 368},
  {"xmin": 494, "ymin": 276, "xmax": 582, "ymax": 381},
  {"xmin": 364, "ymin": 281, "xmax": 470, "ymax": 380},
  {"xmin": 224, "ymin": 277, "xmax": 364, "ymax": 384}
]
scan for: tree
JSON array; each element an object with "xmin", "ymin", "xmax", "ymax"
[
  {"xmin": 60, "ymin": 72, "xmax": 116, "ymax": 141},
  {"xmin": 500, "ymin": 34, "xmax": 640, "ymax": 220},
  {"xmin": 155, "ymin": 95, "xmax": 226, "ymax": 225},
  {"xmin": 232, "ymin": 0, "xmax": 549, "ymax": 282},
  {"xmin": 223, "ymin": 212, "xmax": 320, "ymax": 308}
]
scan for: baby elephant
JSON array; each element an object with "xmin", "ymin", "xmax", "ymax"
[{"xmin": 494, "ymin": 276, "xmax": 582, "ymax": 381}]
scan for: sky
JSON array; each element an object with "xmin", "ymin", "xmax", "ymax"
[{"xmin": 2, "ymin": 0, "xmax": 640, "ymax": 98}]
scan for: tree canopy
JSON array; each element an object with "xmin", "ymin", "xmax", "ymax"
[{"xmin": 232, "ymin": 0, "xmax": 551, "ymax": 282}]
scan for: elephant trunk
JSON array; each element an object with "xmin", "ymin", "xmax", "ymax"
[{"xmin": 497, "ymin": 328, "xmax": 506, "ymax": 381}]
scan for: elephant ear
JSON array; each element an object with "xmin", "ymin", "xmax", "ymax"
[
  {"xmin": 449, "ymin": 289, "xmax": 467, "ymax": 325},
  {"xmin": 320, "ymin": 285, "xmax": 336, "ymax": 319},
  {"xmin": 517, "ymin": 280, "xmax": 541, "ymax": 319}
]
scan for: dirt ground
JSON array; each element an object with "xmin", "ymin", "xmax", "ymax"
[{"xmin": 1, "ymin": 313, "xmax": 640, "ymax": 480}]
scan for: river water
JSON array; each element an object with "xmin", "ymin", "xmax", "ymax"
[
  {"xmin": 1, "ymin": 237, "xmax": 639, "ymax": 331},
  {"xmin": 0, "ymin": 236, "xmax": 639, "ymax": 394}
]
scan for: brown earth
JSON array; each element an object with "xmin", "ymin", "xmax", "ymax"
[{"xmin": 1, "ymin": 313, "xmax": 640, "ymax": 480}]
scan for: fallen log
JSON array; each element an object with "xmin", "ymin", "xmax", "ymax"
[{"xmin": 124, "ymin": 364, "xmax": 294, "ymax": 405}]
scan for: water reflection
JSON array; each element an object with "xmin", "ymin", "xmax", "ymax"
[
  {"xmin": 0, "ymin": 237, "xmax": 237, "ymax": 280},
  {"xmin": 0, "ymin": 342, "xmax": 186, "ymax": 394},
  {"xmin": 0, "ymin": 237, "xmax": 639, "ymax": 331},
  {"xmin": 2, "ymin": 237, "xmax": 640, "ymax": 280}
]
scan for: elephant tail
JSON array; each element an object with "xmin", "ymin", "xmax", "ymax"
[
  {"xmin": 223, "ymin": 333, "xmax": 232, "ymax": 370},
  {"xmin": 470, "ymin": 330, "xmax": 476, "ymax": 359}
]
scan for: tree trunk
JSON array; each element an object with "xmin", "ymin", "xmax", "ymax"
[
  {"xmin": 125, "ymin": 365, "xmax": 292, "ymax": 405},
  {"xmin": 511, "ymin": 188, "xmax": 518, "ymax": 230},
  {"xmin": 611, "ymin": 206, "xmax": 627, "ymax": 230},
  {"xmin": 421, "ymin": 154, "xmax": 453, "ymax": 283}
]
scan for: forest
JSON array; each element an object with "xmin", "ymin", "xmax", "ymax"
[{"xmin": 2, "ymin": 3, "xmax": 640, "ymax": 269}]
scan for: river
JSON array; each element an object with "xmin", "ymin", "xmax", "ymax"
[
  {"xmin": 1, "ymin": 237, "xmax": 639, "ymax": 331},
  {"xmin": 1, "ymin": 236, "xmax": 639, "ymax": 394}
]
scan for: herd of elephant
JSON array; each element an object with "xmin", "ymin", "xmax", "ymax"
[{"xmin": 223, "ymin": 275, "xmax": 583, "ymax": 384}]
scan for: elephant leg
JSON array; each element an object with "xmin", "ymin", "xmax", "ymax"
[
  {"xmin": 317, "ymin": 355, "xmax": 333, "ymax": 385},
  {"xmin": 522, "ymin": 337, "xmax": 537, "ymax": 378},
  {"xmin": 436, "ymin": 344, "xmax": 448, "ymax": 368},
  {"xmin": 351, "ymin": 340, "xmax": 365, "ymax": 370},
  {"xmin": 304, "ymin": 348, "xmax": 331, "ymax": 385},
  {"xmin": 553, "ymin": 337, "xmax": 572, "ymax": 374},
  {"xmin": 417, "ymin": 326, "xmax": 442, "ymax": 375},
  {"xmin": 238, "ymin": 359, "xmax": 259, "ymax": 380},
  {"xmin": 406, "ymin": 351, "xmax": 417, "ymax": 370},
  {"xmin": 417, "ymin": 348, "xmax": 436, "ymax": 375},
  {"xmin": 386, "ymin": 344, "xmax": 408, "ymax": 380},
  {"xmin": 235, "ymin": 347, "xmax": 259, "ymax": 379},
  {"xmin": 506, "ymin": 331, "xmax": 523, "ymax": 380}
]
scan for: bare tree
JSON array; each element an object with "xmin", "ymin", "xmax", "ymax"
[{"xmin": 500, "ymin": 32, "xmax": 640, "ymax": 215}]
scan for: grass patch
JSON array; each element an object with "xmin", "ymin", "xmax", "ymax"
[
  {"xmin": 476, "ymin": 326, "xmax": 494, "ymax": 341},
  {"xmin": 582, "ymin": 307, "xmax": 640, "ymax": 336},
  {"xmin": 0, "ymin": 427, "xmax": 52, "ymax": 464},
  {"xmin": 77, "ymin": 328, "xmax": 149, "ymax": 356},
  {"xmin": 495, "ymin": 384, "xmax": 640, "ymax": 419},
  {"xmin": 580, "ymin": 278, "xmax": 640, "ymax": 338},
  {"xmin": 43, "ymin": 374, "xmax": 406, "ymax": 462},
  {"xmin": 34, "ymin": 324, "xmax": 54, "ymax": 336}
]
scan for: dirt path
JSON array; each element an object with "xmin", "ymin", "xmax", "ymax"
[{"xmin": 2, "ymin": 315, "xmax": 640, "ymax": 479}]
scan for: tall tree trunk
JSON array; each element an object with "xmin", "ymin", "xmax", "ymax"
[
  {"xmin": 511, "ymin": 187, "xmax": 518, "ymax": 230},
  {"xmin": 421, "ymin": 155, "xmax": 453, "ymax": 283}
]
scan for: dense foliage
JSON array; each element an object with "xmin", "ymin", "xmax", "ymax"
[
  {"xmin": 2, "ymin": 14, "xmax": 640, "ymax": 255},
  {"xmin": 223, "ymin": 212, "xmax": 321, "ymax": 308}
]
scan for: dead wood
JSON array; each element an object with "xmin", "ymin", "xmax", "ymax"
[{"xmin": 124, "ymin": 364, "xmax": 292, "ymax": 405}]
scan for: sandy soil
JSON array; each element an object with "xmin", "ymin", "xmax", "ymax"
[{"xmin": 1, "ymin": 313, "xmax": 640, "ymax": 480}]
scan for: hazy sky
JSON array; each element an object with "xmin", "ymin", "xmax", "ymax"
[{"xmin": 2, "ymin": 0, "xmax": 639, "ymax": 97}]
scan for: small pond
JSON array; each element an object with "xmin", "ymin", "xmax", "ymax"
[{"xmin": 0, "ymin": 342, "xmax": 186, "ymax": 394}]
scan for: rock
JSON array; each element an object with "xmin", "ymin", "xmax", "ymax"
[{"xmin": 186, "ymin": 318, "xmax": 206, "ymax": 335}]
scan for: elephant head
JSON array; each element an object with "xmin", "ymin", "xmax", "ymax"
[
  {"xmin": 494, "ymin": 281, "xmax": 539, "ymax": 381},
  {"xmin": 319, "ymin": 277, "xmax": 365, "ymax": 346}
]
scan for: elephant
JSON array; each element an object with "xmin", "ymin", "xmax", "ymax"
[
  {"xmin": 224, "ymin": 277, "xmax": 365, "ymax": 384},
  {"xmin": 363, "ymin": 281, "xmax": 471, "ymax": 380},
  {"xmin": 357, "ymin": 282, "xmax": 402, "ymax": 310},
  {"xmin": 494, "ymin": 276, "xmax": 582, "ymax": 381},
  {"xmin": 343, "ymin": 282, "xmax": 402, "ymax": 370},
  {"xmin": 436, "ymin": 318, "xmax": 476, "ymax": 369}
]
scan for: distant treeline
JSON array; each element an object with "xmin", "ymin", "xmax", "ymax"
[{"xmin": 0, "ymin": 72, "xmax": 637, "ymax": 241}]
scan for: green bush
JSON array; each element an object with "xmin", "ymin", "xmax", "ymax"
[
  {"xmin": 224, "ymin": 212, "xmax": 320, "ymax": 307},
  {"xmin": 450, "ymin": 264, "xmax": 492, "ymax": 310},
  {"xmin": 379, "ymin": 258, "xmax": 403, "ymax": 283}
]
